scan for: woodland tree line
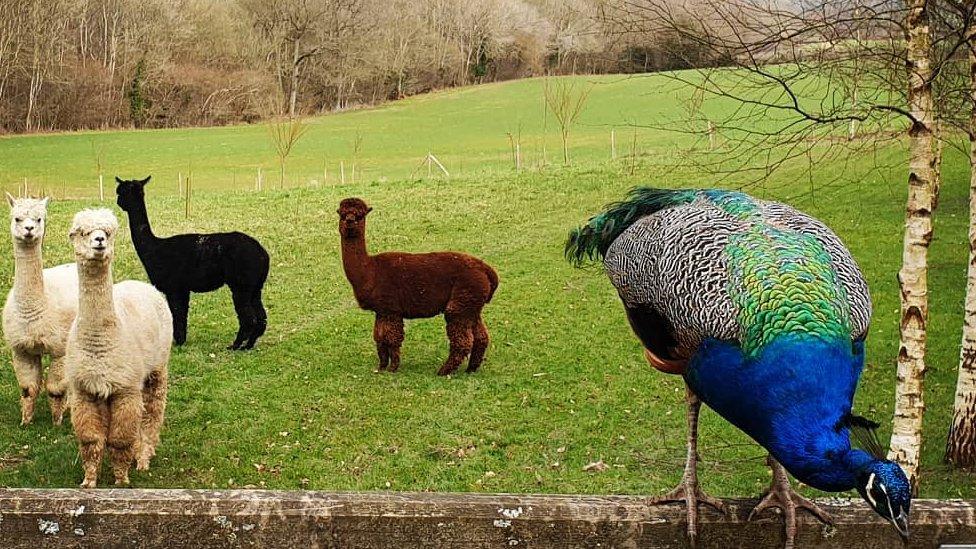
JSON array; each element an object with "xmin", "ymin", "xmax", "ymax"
[{"xmin": 0, "ymin": 0, "xmax": 717, "ymax": 133}]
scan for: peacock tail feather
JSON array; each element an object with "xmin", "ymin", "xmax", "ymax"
[{"xmin": 565, "ymin": 187, "xmax": 697, "ymax": 266}]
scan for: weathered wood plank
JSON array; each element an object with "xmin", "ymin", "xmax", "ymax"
[{"xmin": 0, "ymin": 490, "xmax": 973, "ymax": 548}]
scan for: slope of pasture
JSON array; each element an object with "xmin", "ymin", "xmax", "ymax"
[
  {"xmin": 0, "ymin": 75, "xmax": 703, "ymax": 196},
  {"xmin": 0, "ymin": 73, "xmax": 972, "ymax": 498},
  {"xmin": 0, "ymin": 162, "xmax": 971, "ymax": 498}
]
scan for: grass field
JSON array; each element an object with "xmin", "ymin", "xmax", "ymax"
[
  {"xmin": 0, "ymin": 73, "xmax": 973, "ymax": 499},
  {"xmin": 0, "ymin": 74, "xmax": 708, "ymax": 196}
]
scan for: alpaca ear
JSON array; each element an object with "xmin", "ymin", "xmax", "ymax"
[
  {"xmin": 5, "ymin": 192, "xmax": 14, "ymax": 207},
  {"xmin": 140, "ymin": 176, "xmax": 151, "ymax": 186},
  {"xmin": 366, "ymin": 207, "xmax": 373, "ymax": 213},
  {"xmin": 115, "ymin": 176, "xmax": 124, "ymax": 184},
  {"xmin": 41, "ymin": 196, "xmax": 50, "ymax": 208}
]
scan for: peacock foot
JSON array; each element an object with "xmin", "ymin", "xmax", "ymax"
[
  {"xmin": 647, "ymin": 478, "xmax": 726, "ymax": 548},
  {"xmin": 749, "ymin": 457, "xmax": 832, "ymax": 549}
]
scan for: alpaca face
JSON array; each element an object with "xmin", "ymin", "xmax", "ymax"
[
  {"xmin": 115, "ymin": 175, "xmax": 151, "ymax": 212},
  {"xmin": 6, "ymin": 194, "xmax": 49, "ymax": 245},
  {"xmin": 338, "ymin": 198, "xmax": 372, "ymax": 239},
  {"xmin": 69, "ymin": 209, "xmax": 119, "ymax": 263}
]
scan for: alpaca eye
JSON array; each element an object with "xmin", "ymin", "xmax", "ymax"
[{"xmin": 14, "ymin": 218, "xmax": 21, "ymax": 222}]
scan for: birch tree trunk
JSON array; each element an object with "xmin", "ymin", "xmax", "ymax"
[
  {"xmin": 888, "ymin": 0, "xmax": 939, "ymax": 492},
  {"xmin": 945, "ymin": 6, "xmax": 976, "ymax": 469}
]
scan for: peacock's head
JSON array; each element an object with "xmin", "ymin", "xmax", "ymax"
[
  {"xmin": 115, "ymin": 175, "xmax": 150, "ymax": 212},
  {"xmin": 841, "ymin": 414, "xmax": 911, "ymax": 540},
  {"xmin": 69, "ymin": 208, "xmax": 119, "ymax": 264},
  {"xmin": 856, "ymin": 459, "xmax": 911, "ymax": 540},
  {"xmin": 6, "ymin": 194, "xmax": 49, "ymax": 246},
  {"xmin": 337, "ymin": 197, "xmax": 371, "ymax": 239}
]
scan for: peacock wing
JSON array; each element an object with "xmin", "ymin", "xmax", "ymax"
[
  {"xmin": 604, "ymin": 196, "xmax": 742, "ymax": 360},
  {"xmin": 759, "ymin": 201, "xmax": 871, "ymax": 341}
]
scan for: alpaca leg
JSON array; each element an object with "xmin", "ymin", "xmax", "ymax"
[
  {"xmin": 71, "ymin": 394, "xmax": 108, "ymax": 488},
  {"xmin": 166, "ymin": 291, "xmax": 190, "ymax": 346},
  {"xmin": 228, "ymin": 288, "xmax": 254, "ymax": 350},
  {"xmin": 11, "ymin": 349, "xmax": 41, "ymax": 426},
  {"xmin": 383, "ymin": 316, "xmax": 404, "ymax": 373},
  {"xmin": 107, "ymin": 391, "xmax": 144, "ymax": 486},
  {"xmin": 466, "ymin": 317, "xmax": 490, "ymax": 373},
  {"xmin": 373, "ymin": 316, "xmax": 390, "ymax": 371},
  {"xmin": 46, "ymin": 355, "xmax": 68, "ymax": 426},
  {"xmin": 138, "ymin": 368, "xmax": 168, "ymax": 470},
  {"xmin": 437, "ymin": 316, "xmax": 474, "ymax": 376},
  {"xmin": 242, "ymin": 291, "xmax": 268, "ymax": 350}
]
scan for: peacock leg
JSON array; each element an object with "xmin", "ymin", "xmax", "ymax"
[
  {"xmin": 647, "ymin": 385, "xmax": 725, "ymax": 548},
  {"xmin": 749, "ymin": 455, "xmax": 833, "ymax": 549}
]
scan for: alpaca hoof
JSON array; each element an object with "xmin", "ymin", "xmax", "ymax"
[
  {"xmin": 80, "ymin": 479, "xmax": 97, "ymax": 489},
  {"xmin": 114, "ymin": 476, "xmax": 130, "ymax": 486},
  {"xmin": 20, "ymin": 406, "xmax": 34, "ymax": 426},
  {"xmin": 136, "ymin": 459, "xmax": 150, "ymax": 471},
  {"xmin": 50, "ymin": 403, "xmax": 66, "ymax": 426}
]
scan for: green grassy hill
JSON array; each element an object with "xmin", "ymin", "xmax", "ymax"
[
  {"xmin": 0, "ymin": 75, "xmax": 705, "ymax": 196},
  {"xmin": 0, "ymin": 74, "xmax": 972, "ymax": 499}
]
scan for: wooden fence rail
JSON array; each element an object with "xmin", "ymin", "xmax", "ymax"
[{"xmin": 0, "ymin": 489, "xmax": 974, "ymax": 548}]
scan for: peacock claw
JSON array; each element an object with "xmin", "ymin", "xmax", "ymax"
[
  {"xmin": 750, "ymin": 456, "xmax": 832, "ymax": 549},
  {"xmin": 648, "ymin": 482, "xmax": 726, "ymax": 513},
  {"xmin": 647, "ymin": 478, "xmax": 726, "ymax": 548}
]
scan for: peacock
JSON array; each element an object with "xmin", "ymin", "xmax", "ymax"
[{"xmin": 566, "ymin": 187, "xmax": 911, "ymax": 548}]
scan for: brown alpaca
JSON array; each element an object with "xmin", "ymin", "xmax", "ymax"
[{"xmin": 338, "ymin": 198, "xmax": 498, "ymax": 375}]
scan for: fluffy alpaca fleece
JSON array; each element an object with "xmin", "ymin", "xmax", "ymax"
[
  {"xmin": 65, "ymin": 208, "xmax": 172, "ymax": 488},
  {"xmin": 116, "ymin": 176, "xmax": 269, "ymax": 350},
  {"xmin": 1, "ymin": 195, "xmax": 79, "ymax": 425},
  {"xmin": 338, "ymin": 198, "xmax": 498, "ymax": 375}
]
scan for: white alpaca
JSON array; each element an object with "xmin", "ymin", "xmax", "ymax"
[
  {"xmin": 2, "ymin": 194, "xmax": 78, "ymax": 425},
  {"xmin": 65, "ymin": 209, "xmax": 172, "ymax": 488}
]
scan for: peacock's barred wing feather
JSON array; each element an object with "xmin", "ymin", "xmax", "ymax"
[{"xmin": 567, "ymin": 187, "xmax": 871, "ymax": 356}]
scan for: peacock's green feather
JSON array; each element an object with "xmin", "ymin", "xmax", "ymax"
[
  {"xmin": 715, "ymin": 192, "xmax": 852, "ymax": 355},
  {"xmin": 565, "ymin": 187, "xmax": 696, "ymax": 265}
]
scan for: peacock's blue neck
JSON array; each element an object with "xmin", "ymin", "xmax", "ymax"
[{"xmin": 685, "ymin": 334, "xmax": 868, "ymax": 492}]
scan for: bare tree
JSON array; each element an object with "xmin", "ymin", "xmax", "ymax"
[
  {"xmin": 544, "ymin": 77, "xmax": 591, "ymax": 164},
  {"xmin": 888, "ymin": 0, "xmax": 940, "ymax": 490},
  {"xmin": 268, "ymin": 116, "xmax": 309, "ymax": 188}
]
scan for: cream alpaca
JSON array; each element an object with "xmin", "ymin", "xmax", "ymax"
[
  {"xmin": 2, "ymin": 194, "xmax": 79, "ymax": 425},
  {"xmin": 65, "ymin": 209, "xmax": 172, "ymax": 488}
]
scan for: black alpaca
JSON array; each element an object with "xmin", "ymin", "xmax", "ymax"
[{"xmin": 115, "ymin": 176, "xmax": 270, "ymax": 350}]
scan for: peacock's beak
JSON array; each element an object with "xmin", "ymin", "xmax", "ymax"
[{"xmin": 890, "ymin": 511, "xmax": 909, "ymax": 541}]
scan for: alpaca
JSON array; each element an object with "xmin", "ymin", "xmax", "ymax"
[
  {"xmin": 65, "ymin": 209, "xmax": 172, "ymax": 488},
  {"xmin": 2, "ymin": 195, "xmax": 78, "ymax": 425},
  {"xmin": 338, "ymin": 198, "xmax": 498, "ymax": 375},
  {"xmin": 116, "ymin": 176, "xmax": 269, "ymax": 350}
]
